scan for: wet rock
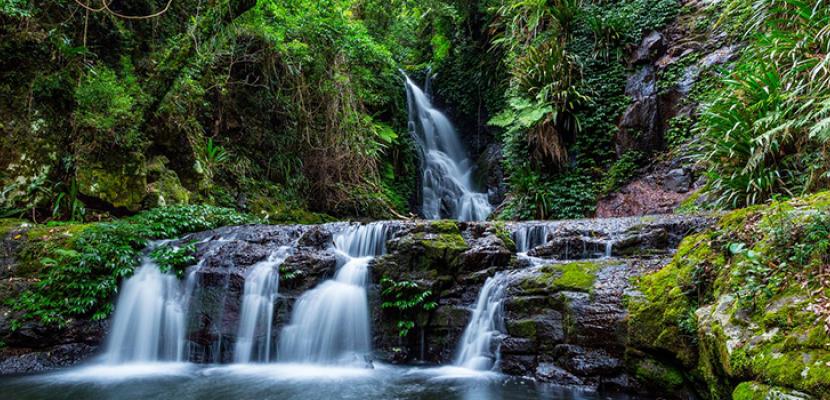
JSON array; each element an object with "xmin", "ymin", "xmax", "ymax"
[
  {"xmin": 500, "ymin": 354, "xmax": 536, "ymax": 376},
  {"xmin": 632, "ymin": 31, "xmax": 664, "ymax": 64},
  {"xmin": 297, "ymin": 226, "xmax": 333, "ymax": 249},
  {"xmin": 0, "ymin": 343, "xmax": 98, "ymax": 374},
  {"xmin": 554, "ymin": 344, "xmax": 623, "ymax": 376},
  {"xmin": 662, "ymin": 168, "xmax": 691, "ymax": 193},
  {"xmin": 536, "ymin": 362, "xmax": 584, "ymax": 384}
]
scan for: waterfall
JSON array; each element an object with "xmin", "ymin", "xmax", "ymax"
[
  {"xmin": 404, "ymin": 74, "xmax": 491, "ymax": 221},
  {"xmin": 454, "ymin": 273, "xmax": 510, "ymax": 371},
  {"xmin": 333, "ymin": 223, "xmax": 390, "ymax": 257},
  {"xmin": 513, "ymin": 225, "xmax": 550, "ymax": 253},
  {"xmin": 277, "ymin": 223, "xmax": 388, "ymax": 365},
  {"xmin": 103, "ymin": 258, "xmax": 186, "ymax": 364},
  {"xmin": 233, "ymin": 248, "xmax": 290, "ymax": 363}
]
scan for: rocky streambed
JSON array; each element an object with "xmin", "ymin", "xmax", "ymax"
[{"xmin": 0, "ymin": 214, "xmax": 716, "ymax": 397}]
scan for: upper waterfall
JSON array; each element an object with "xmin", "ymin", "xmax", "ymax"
[{"xmin": 404, "ymin": 74, "xmax": 492, "ymax": 221}]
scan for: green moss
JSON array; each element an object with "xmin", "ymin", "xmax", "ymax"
[
  {"xmin": 145, "ymin": 156, "xmax": 190, "ymax": 207},
  {"xmin": 635, "ymin": 358, "xmax": 685, "ymax": 390},
  {"xmin": 718, "ymin": 205, "xmax": 764, "ymax": 232},
  {"xmin": 628, "ymin": 233, "xmax": 721, "ymax": 367},
  {"xmin": 491, "ymin": 222, "xmax": 516, "ymax": 252},
  {"xmin": 75, "ymin": 154, "xmax": 147, "ymax": 211},
  {"xmin": 520, "ymin": 261, "xmax": 605, "ymax": 294},
  {"xmin": 429, "ymin": 220, "xmax": 460, "ymax": 235},
  {"xmin": 0, "ymin": 218, "xmax": 26, "ymax": 238},
  {"xmin": 507, "ymin": 318, "xmax": 537, "ymax": 339}
]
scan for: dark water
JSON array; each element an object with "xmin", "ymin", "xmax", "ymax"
[{"xmin": 0, "ymin": 363, "xmax": 644, "ymax": 400}]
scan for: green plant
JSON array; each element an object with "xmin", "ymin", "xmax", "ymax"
[
  {"xmin": 599, "ymin": 151, "xmax": 644, "ymax": 196},
  {"xmin": 701, "ymin": 0, "xmax": 830, "ymax": 208},
  {"xmin": 150, "ymin": 242, "xmax": 197, "ymax": 278},
  {"xmin": 380, "ymin": 276, "xmax": 437, "ymax": 337},
  {"xmin": 12, "ymin": 205, "xmax": 256, "ymax": 327}
]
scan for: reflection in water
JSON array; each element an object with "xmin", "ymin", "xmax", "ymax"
[{"xmin": 0, "ymin": 364, "xmax": 645, "ymax": 400}]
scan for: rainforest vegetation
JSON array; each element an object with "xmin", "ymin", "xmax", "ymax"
[
  {"xmin": 0, "ymin": 0, "xmax": 827, "ymax": 222},
  {"xmin": 2, "ymin": 0, "xmax": 830, "ymax": 398}
]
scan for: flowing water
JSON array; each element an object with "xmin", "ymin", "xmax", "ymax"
[
  {"xmin": 0, "ymin": 364, "xmax": 643, "ymax": 400},
  {"xmin": 454, "ymin": 273, "xmax": 512, "ymax": 371},
  {"xmin": 233, "ymin": 248, "xmax": 290, "ymax": 363},
  {"xmin": 277, "ymin": 223, "xmax": 388, "ymax": 364},
  {"xmin": 404, "ymin": 75, "xmax": 491, "ymax": 221},
  {"xmin": 513, "ymin": 225, "xmax": 550, "ymax": 253},
  {"xmin": 103, "ymin": 258, "xmax": 186, "ymax": 364}
]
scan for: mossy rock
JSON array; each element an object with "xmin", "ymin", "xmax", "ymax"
[
  {"xmin": 507, "ymin": 318, "xmax": 538, "ymax": 339},
  {"xmin": 519, "ymin": 261, "xmax": 606, "ymax": 295},
  {"xmin": 144, "ymin": 156, "xmax": 190, "ymax": 207},
  {"xmin": 627, "ymin": 233, "xmax": 722, "ymax": 367},
  {"xmin": 732, "ymin": 381, "xmax": 813, "ymax": 400},
  {"xmin": 75, "ymin": 153, "xmax": 147, "ymax": 211},
  {"xmin": 635, "ymin": 358, "xmax": 685, "ymax": 391}
]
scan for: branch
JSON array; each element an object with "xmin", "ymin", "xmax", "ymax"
[{"xmin": 74, "ymin": 0, "xmax": 174, "ymax": 20}]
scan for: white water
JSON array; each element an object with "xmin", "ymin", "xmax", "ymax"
[
  {"xmin": 404, "ymin": 75, "xmax": 491, "ymax": 221},
  {"xmin": 277, "ymin": 223, "xmax": 388, "ymax": 365},
  {"xmin": 513, "ymin": 225, "xmax": 550, "ymax": 253},
  {"xmin": 234, "ymin": 248, "xmax": 290, "ymax": 363},
  {"xmin": 454, "ymin": 273, "xmax": 510, "ymax": 371},
  {"xmin": 104, "ymin": 258, "xmax": 186, "ymax": 364},
  {"xmin": 333, "ymin": 223, "xmax": 391, "ymax": 257}
]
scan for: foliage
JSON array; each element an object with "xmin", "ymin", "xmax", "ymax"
[
  {"xmin": 11, "ymin": 205, "xmax": 256, "ymax": 327},
  {"xmin": 380, "ymin": 276, "xmax": 437, "ymax": 337},
  {"xmin": 701, "ymin": 0, "xmax": 830, "ymax": 208},
  {"xmin": 599, "ymin": 150, "xmax": 644, "ymax": 196},
  {"xmin": 485, "ymin": 0, "xmax": 679, "ymax": 219},
  {"xmin": 149, "ymin": 242, "xmax": 197, "ymax": 278}
]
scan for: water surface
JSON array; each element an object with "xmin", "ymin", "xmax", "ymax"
[{"xmin": 0, "ymin": 363, "xmax": 643, "ymax": 400}]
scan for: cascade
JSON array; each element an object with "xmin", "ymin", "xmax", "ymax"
[
  {"xmin": 404, "ymin": 74, "xmax": 491, "ymax": 221},
  {"xmin": 277, "ymin": 223, "xmax": 389, "ymax": 364},
  {"xmin": 233, "ymin": 248, "xmax": 290, "ymax": 363},
  {"xmin": 513, "ymin": 224, "xmax": 550, "ymax": 253},
  {"xmin": 103, "ymin": 258, "xmax": 187, "ymax": 364},
  {"xmin": 454, "ymin": 272, "xmax": 511, "ymax": 371}
]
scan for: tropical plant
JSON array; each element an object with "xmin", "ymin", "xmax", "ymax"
[{"xmin": 701, "ymin": 0, "xmax": 830, "ymax": 207}]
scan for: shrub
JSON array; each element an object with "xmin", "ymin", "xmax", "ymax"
[{"xmin": 11, "ymin": 205, "xmax": 256, "ymax": 327}]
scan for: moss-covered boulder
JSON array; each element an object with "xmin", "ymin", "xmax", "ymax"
[
  {"xmin": 75, "ymin": 153, "xmax": 147, "ymax": 211},
  {"xmin": 627, "ymin": 233, "xmax": 722, "ymax": 367}
]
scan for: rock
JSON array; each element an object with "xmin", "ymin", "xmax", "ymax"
[
  {"xmin": 0, "ymin": 343, "xmax": 98, "ymax": 374},
  {"xmin": 663, "ymin": 168, "xmax": 691, "ymax": 193},
  {"xmin": 297, "ymin": 226, "xmax": 333, "ymax": 249},
  {"xmin": 732, "ymin": 381, "xmax": 814, "ymax": 400},
  {"xmin": 632, "ymin": 31, "xmax": 665, "ymax": 64},
  {"xmin": 554, "ymin": 344, "xmax": 623, "ymax": 376},
  {"xmin": 535, "ymin": 362, "xmax": 584, "ymax": 384},
  {"xmin": 75, "ymin": 152, "xmax": 148, "ymax": 212}
]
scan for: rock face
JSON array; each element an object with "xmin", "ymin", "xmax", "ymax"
[{"xmin": 600, "ymin": 0, "xmax": 738, "ymax": 217}]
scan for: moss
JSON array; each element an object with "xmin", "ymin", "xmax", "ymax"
[
  {"xmin": 718, "ymin": 205, "xmax": 764, "ymax": 232},
  {"xmin": 429, "ymin": 220, "xmax": 460, "ymax": 235},
  {"xmin": 635, "ymin": 358, "xmax": 685, "ymax": 390},
  {"xmin": 797, "ymin": 191, "xmax": 830, "ymax": 209},
  {"xmin": 491, "ymin": 222, "xmax": 516, "ymax": 252},
  {"xmin": 507, "ymin": 318, "xmax": 537, "ymax": 339},
  {"xmin": 520, "ymin": 261, "xmax": 605, "ymax": 294},
  {"xmin": 145, "ymin": 156, "xmax": 190, "ymax": 207},
  {"xmin": 75, "ymin": 153, "xmax": 147, "ymax": 211},
  {"xmin": 749, "ymin": 348, "xmax": 830, "ymax": 397},
  {"xmin": 676, "ymin": 190, "xmax": 704, "ymax": 214},
  {"xmin": 0, "ymin": 218, "xmax": 26, "ymax": 238},
  {"xmin": 628, "ymin": 233, "xmax": 721, "ymax": 367}
]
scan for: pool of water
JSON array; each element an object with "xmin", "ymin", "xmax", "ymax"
[{"xmin": 0, "ymin": 363, "xmax": 645, "ymax": 400}]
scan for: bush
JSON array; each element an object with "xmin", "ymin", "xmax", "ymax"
[{"xmin": 11, "ymin": 205, "xmax": 257, "ymax": 327}]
